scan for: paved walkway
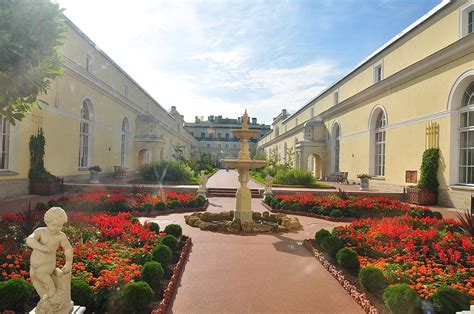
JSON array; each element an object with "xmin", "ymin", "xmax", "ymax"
[
  {"xmin": 144, "ymin": 197, "xmax": 364, "ymax": 314},
  {"xmin": 207, "ymin": 169, "xmax": 263, "ymax": 189}
]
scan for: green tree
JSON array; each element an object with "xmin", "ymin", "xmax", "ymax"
[{"xmin": 0, "ymin": 0, "xmax": 66, "ymax": 124}]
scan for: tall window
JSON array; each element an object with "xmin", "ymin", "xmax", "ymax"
[
  {"xmin": 86, "ymin": 55, "xmax": 92, "ymax": 73},
  {"xmin": 0, "ymin": 117, "xmax": 10, "ymax": 170},
  {"xmin": 79, "ymin": 101, "xmax": 91, "ymax": 168},
  {"xmin": 333, "ymin": 123, "xmax": 340, "ymax": 173},
  {"xmin": 469, "ymin": 11, "xmax": 474, "ymax": 34},
  {"xmin": 459, "ymin": 82, "xmax": 474, "ymax": 184},
  {"xmin": 374, "ymin": 64, "xmax": 383, "ymax": 83},
  {"xmin": 121, "ymin": 118, "xmax": 129, "ymax": 167},
  {"xmin": 374, "ymin": 111, "xmax": 386, "ymax": 176}
]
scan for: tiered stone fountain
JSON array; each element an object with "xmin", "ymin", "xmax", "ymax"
[
  {"xmin": 185, "ymin": 110, "xmax": 301, "ymax": 233},
  {"xmin": 221, "ymin": 110, "xmax": 266, "ymax": 222}
]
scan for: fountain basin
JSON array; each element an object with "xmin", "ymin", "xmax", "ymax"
[
  {"xmin": 221, "ymin": 159, "xmax": 266, "ymax": 169},
  {"xmin": 232, "ymin": 129, "xmax": 260, "ymax": 139}
]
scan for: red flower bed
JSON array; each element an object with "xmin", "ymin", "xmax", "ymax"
[
  {"xmin": 49, "ymin": 189, "xmax": 204, "ymax": 212},
  {"xmin": 0, "ymin": 210, "xmax": 188, "ymax": 312},
  {"xmin": 333, "ymin": 215, "xmax": 474, "ymax": 299},
  {"xmin": 266, "ymin": 194, "xmax": 437, "ymax": 219}
]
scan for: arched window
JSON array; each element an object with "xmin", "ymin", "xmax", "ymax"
[
  {"xmin": 374, "ymin": 111, "xmax": 386, "ymax": 176},
  {"xmin": 459, "ymin": 82, "xmax": 474, "ymax": 184},
  {"xmin": 0, "ymin": 116, "xmax": 10, "ymax": 170},
  {"xmin": 121, "ymin": 118, "xmax": 129, "ymax": 167},
  {"xmin": 79, "ymin": 101, "xmax": 91, "ymax": 168},
  {"xmin": 332, "ymin": 123, "xmax": 340, "ymax": 173}
]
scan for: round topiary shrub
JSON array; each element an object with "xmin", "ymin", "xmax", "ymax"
[
  {"xmin": 152, "ymin": 245, "xmax": 172, "ymax": 265},
  {"xmin": 432, "ymin": 286, "xmax": 470, "ymax": 314},
  {"xmin": 321, "ymin": 235, "xmax": 344, "ymax": 259},
  {"xmin": 315, "ymin": 229, "xmax": 331, "ymax": 246},
  {"xmin": 264, "ymin": 196, "xmax": 274, "ymax": 205},
  {"xmin": 163, "ymin": 224, "xmax": 182, "ymax": 238},
  {"xmin": 148, "ymin": 222, "xmax": 160, "ymax": 234},
  {"xmin": 71, "ymin": 279, "xmax": 94, "ymax": 308},
  {"xmin": 188, "ymin": 199, "xmax": 198, "ymax": 208},
  {"xmin": 161, "ymin": 234, "xmax": 178, "ymax": 251},
  {"xmin": 142, "ymin": 202, "xmax": 154, "ymax": 213},
  {"xmin": 196, "ymin": 195, "xmax": 205, "ymax": 207},
  {"xmin": 289, "ymin": 203, "xmax": 301, "ymax": 211},
  {"xmin": 155, "ymin": 201, "xmax": 166, "ymax": 211},
  {"xmin": 122, "ymin": 281, "xmax": 154, "ymax": 313},
  {"xmin": 141, "ymin": 261, "xmax": 164, "ymax": 290},
  {"xmin": 431, "ymin": 211, "xmax": 443, "ymax": 220},
  {"xmin": 359, "ymin": 266, "xmax": 388, "ymax": 292},
  {"xmin": 336, "ymin": 247, "xmax": 359, "ymax": 271},
  {"xmin": 330, "ymin": 209, "xmax": 343, "ymax": 218},
  {"xmin": 383, "ymin": 283, "xmax": 420, "ymax": 314},
  {"xmin": 0, "ymin": 278, "xmax": 34, "ymax": 312},
  {"xmin": 169, "ymin": 200, "xmax": 181, "ymax": 209},
  {"xmin": 35, "ymin": 202, "xmax": 47, "ymax": 211}
]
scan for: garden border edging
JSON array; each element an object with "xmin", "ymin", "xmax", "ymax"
[
  {"xmin": 152, "ymin": 236, "xmax": 193, "ymax": 314},
  {"xmin": 303, "ymin": 240, "xmax": 379, "ymax": 314}
]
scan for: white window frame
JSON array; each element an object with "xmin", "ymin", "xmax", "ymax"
[
  {"xmin": 374, "ymin": 112, "xmax": 386, "ymax": 177},
  {"xmin": 458, "ymin": 82, "xmax": 474, "ymax": 184},
  {"xmin": 373, "ymin": 60, "xmax": 384, "ymax": 83},
  {"xmin": 0, "ymin": 116, "xmax": 10, "ymax": 170},
  {"xmin": 332, "ymin": 123, "xmax": 341, "ymax": 173},
  {"xmin": 460, "ymin": 1, "xmax": 474, "ymax": 37},
  {"xmin": 124, "ymin": 84, "xmax": 129, "ymax": 99},
  {"xmin": 121, "ymin": 117, "xmax": 129, "ymax": 167},
  {"xmin": 86, "ymin": 55, "xmax": 92, "ymax": 73},
  {"xmin": 333, "ymin": 90, "xmax": 339, "ymax": 106},
  {"xmin": 79, "ymin": 102, "xmax": 90, "ymax": 168}
]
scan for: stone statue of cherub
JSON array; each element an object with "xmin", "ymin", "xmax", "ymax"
[
  {"xmin": 26, "ymin": 207, "xmax": 74, "ymax": 314},
  {"xmin": 198, "ymin": 170, "xmax": 208, "ymax": 190}
]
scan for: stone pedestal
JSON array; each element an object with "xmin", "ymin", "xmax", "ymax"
[
  {"xmin": 263, "ymin": 191, "xmax": 273, "ymax": 199},
  {"xmin": 197, "ymin": 188, "xmax": 207, "ymax": 198},
  {"xmin": 235, "ymin": 187, "xmax": 252, "ymax": 222},
  {"xmin": 30, "ymin": 305, "xmax": 85, "ymax": 314}
]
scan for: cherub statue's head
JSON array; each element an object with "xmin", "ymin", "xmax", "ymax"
[{"xmin": 44, "ymin": 207, "xmax": 68, "ymax": 234}]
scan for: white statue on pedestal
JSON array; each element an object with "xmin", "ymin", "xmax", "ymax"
[
  {"xmin": 26, "ymin": 207, "xmax": 74, "ymax": 314},
  {"xmin": 198, "ymin": 170, "xmax": 208, "ymax": 189},
  {"xmin": 197, "ymin": 170, "xmax": 208, "ymax": 198},
  {"xmin": 263, "ymin": 175, "xmax": 273, "ymax": 198}
]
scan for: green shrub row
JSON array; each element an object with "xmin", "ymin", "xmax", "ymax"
[
  {"xmin": 313, "ymin": 230, "xmax": 470, "ymax": 314},
  {"xmin": 265, "ymin": 196, "xmax": 443, "ymax": 220}
]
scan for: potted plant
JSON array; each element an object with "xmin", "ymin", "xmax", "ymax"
[
  {"xmin": 406, "ymin": 148, "xmax": 439, "ymax": 205},
  {"xmin": 357, "ymin": 174, "xmax": 371, "ymax": 191},
  {"xmin": 29, "ymin": 129, "xmax": 62, "ymax": 195},
  {"xmin": 88, "ymin": 165, "xmax": 102, "ymax": 184}
]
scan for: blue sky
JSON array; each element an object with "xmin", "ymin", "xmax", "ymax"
[{"xmin": 57, "ymin": 0, "xmax": 441, "ymax": 124}]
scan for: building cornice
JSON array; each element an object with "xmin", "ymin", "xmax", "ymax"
[
  {"xmin": 319, "ymin": 34, "xmax": 474, "ymax": 120},
  {"xmin": 62, "ymin": 57, "xmax": 197, "ymax": 145},
  {"xmin": 258, "ymin": 33, "xmax": 473, "ymax": 148},
  {"xmin": 278, "ymin": 0, "xmax": 455, "ymax": 125},
  {"xmin": 258, "ymin": 124, "xmax": 305, "ymax": 149}
]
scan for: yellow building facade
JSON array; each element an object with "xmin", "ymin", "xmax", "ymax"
[
  {"xmin": 258, "ymin": 0, "xmax": 474, "ymax": 209},
  {"xmin": 0, "ymin": 17, "xmax": 198, "ymax": 198}
]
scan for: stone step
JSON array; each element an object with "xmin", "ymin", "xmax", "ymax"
[{"xmin": 208, "ymin": 188, "xmax": 262, "ymax": 198}]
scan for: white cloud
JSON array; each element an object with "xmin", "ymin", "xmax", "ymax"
[{"xmin": 56, "ymin": 0, "xmax": 343, "ymax": 124}]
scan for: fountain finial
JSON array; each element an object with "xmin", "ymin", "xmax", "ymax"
[{"xmin": 242, "ymin": 110, "xmax": 249, "ymax": 130}]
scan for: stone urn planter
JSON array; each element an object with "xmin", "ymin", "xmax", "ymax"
[
  {"xmin": 405, "ymin": 187, "xmax": 437, "ymax": 205},
  {"xmin": 89, "ymin": 171, "xmax": 100, "ymax": 184},
  {"xmin": 357, "ymin": 174, "xmax": 371, "ymax": 191}
]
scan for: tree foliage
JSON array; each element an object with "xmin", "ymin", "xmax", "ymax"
[{"xmin": 0, "ymin": 0, "xmax": 66, "ymax": 124}]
